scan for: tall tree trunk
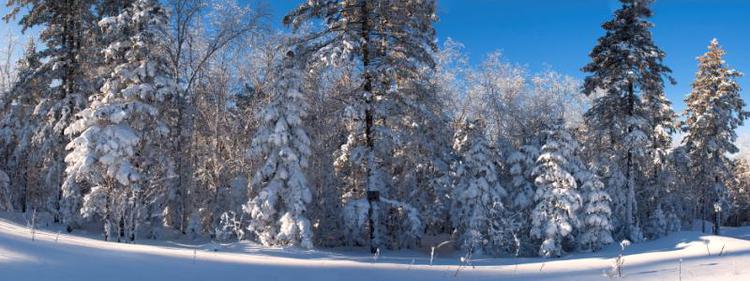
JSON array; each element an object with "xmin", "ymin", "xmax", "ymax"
[
  {"xmin": 360, "ymin": 0, "xmax": 379, "ymax": 254},
  {"xmin": 625, "ymin": 81, "xmax": 636, "ymax": 239},
  {"xmin": 713, "ymin": 175, "xmax": 721, "ymax": 235}
]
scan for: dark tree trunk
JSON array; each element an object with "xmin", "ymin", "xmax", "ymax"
[{"xmin": 359, "ymin": 0, "xmax": 379, "ymax": 254}]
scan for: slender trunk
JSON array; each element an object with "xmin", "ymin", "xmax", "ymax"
[
  {"xmin": 360, "ymin": 0, "xmax": 379, "ymax": 254},
  {"xmin": 713, "ymin": 175, "xmax": 721, "ymax": 235},
  {"xmin": 701, "ymin": 184, "xmax": 707, "ymax": 233},
  {"xmin": 104, "ymin": 189, "xmax": 111, "ymax": 241},
  {"xmin": 625, "ymin": 81, "xmax": 636, "ymax": 238}
]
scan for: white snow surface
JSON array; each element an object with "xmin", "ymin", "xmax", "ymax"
[{"xmin": 1, "ymin": 215, "xmax": 750, "ymax": 281}]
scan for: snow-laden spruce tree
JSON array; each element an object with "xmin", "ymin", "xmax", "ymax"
[
  {"xmin": 451, "ymin": 118, "xmax": 508, "ymax": 256},
  {"xmin": 4, "ymin": 0, "xmax": 103, "ymax": 218},
  {"xmin": 243, "ymin": 50, "xmax": 313, "ymax": 249},
  {"xmin": 0, "ymin": 38, "xmax": 44, "ymax": 213},
  {"xmin": 581, "ymin": 0, "xmax": 675, "ymax": 241},
  {"xmin": 505, "ymin": 143, "xmax": 539, "ymax": 255},
  {"xmin": 285, "ymin": 0, "xmax": 437, "ymax": 251},
  {"xmin": 682, "ymin": 39, "xmax": 749, "ymax": 235},
  {"xmin": 62, "ymin": 0, "xmax": 176, "ymax": 240},
  {"xmin": 577, "ymin": 168, "xmax": 614, "ymax": 251},
  {"xmin": 530, "ymin": 120, "xmax": 582, "ymax": 257}
]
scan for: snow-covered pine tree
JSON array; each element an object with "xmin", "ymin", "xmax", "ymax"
[
  {"xmin": 0, "ymin": 38, "xmax": 45, "ymax": 212},
  {"xmin": 285, "ymin": 0, "xmax": 437, "ymax": 251},
  {"xmin": 662, "ymin": 146, "xmax": 691, "ymax": 230},
  {"xmin": 450, "ymin": 118, "xmax": 509, "ymax": 256},
  {"xmin": 577, "ymin": 168, "xmax": 614, "ymax": 251},
  {"xmin": 682, "ymin": 39, "xmax": 749, "ymax": 235},
  {"xmin": 392, "ymin": 55, "xmax": 456, "ymax": 239},
  {"xmin": 581, "ymin": 0, "xmax": 674, "ymax": 241},
  {"xmin": 62, "ymin": 0, "xmax": 176, "ymax": 240},
  {"xmin": 243, "ymin": 50, "xmax": 313, "ymax": 249},
  {"xmin": 4, "ymin": 0, "xmax": 100, "ymax": 218},
  {"xmin": 641, "ymin": 86, "xmax": 677, "ymax": 237},
  {"xmin": 530, "ymin": 120, "xmax": 582, "ymax": 257},
  {"xmin": 505, "ymin": 143, "xmax": 539, "ymax": 255}
]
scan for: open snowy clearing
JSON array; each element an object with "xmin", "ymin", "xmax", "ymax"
[{"xmin": 0, "ymin": 217, "xmax": 748, "ymax": 281}]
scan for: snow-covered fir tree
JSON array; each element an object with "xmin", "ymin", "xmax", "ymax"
[
  {"xmin": 243, "ymin": 50, "xmax": 313, "ymax": 249},
  {"xmin": 577, "ymin": 168, "xmax": 614, "ymax": 251},
  {"xmin": 530, "ymin": 120, "xmax": 582, "ymax": 257},
  {"xmin": 62, "ymin": 0, "xmax": 176, "ymax": 240},
  {"xmin": 451, "ymin": 118, "xmax": 509, "ymax": 256},
  {"xmin": 285, "ymin": 0, "xmax": 437, "ymax": 251},
  {"xmin": 581, "ymin": 0, "xmax": 675, "ymax": 241},
  {"xmin": 682, "ymin": 39, "xmax": 749, "ymax": 235},
  {"xmin": 505, "ymin": 143, "xmax": 540, "ymax": 255},
  {"xmin": 0, "ymin": 38, "xmax": 45, "ymax": 213},
  {"xmin": 4, "ymin": 0, "xmax": 102, "ymax": 219}
]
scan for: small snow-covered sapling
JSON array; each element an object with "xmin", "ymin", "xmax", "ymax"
[
  {"xmin": 454, "ymin": 248, "xmax": 475, "ymax": 277},
  {"xmin": 704, "ymin": 240, "xmax": 711, "ymax": 256},
  {"xmin": 430, "ymin": 246, "xmax": 435, "ymax": 266},
  {"xmin": 29, "ymin": 208, "xmax": 37, "ymax": 241},
  {"xmin": 607, "ymin": 240, "xmax": 630, "ymax": 278}
]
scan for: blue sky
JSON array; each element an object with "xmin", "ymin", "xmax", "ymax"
[
  {"xmin": 2, "ymin": 0, "xmax": 750, "ymax": 136},
  {"xmin": 266, "ymin": 1, "xmax": 750, "ymax": 117}
]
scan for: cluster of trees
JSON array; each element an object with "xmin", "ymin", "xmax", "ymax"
[{"xmin": 0, "ymin": 0, "xmax": 747, "ymax": 258}]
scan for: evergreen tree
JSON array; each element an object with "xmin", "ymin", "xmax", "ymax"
[
  {"xmin": 243, "ymin": 50, "xmax": 313, "ymax": 249},
  {"xmin": 450, "ymin": 119, "xmax": 508, "ymax": 256},
  {"xmin": 505, "ymin": 143, "xmax": 539, "ymax": 255},
  {"xmin": 581, "ymin": 0, "xmax": 674, "ymax": 241},
  {"xmin": 682, "ymin": 39, "xmax": 749, "ymax": 235},
  {"xmin": 4, "ymin": 0, "xmax": 100, "ymax": 218},
  {"xmin": 285, "ymin": 0, "xmax": 437, "ymax": 251},
  {"xmin": 577, "ymin": 168, "xmax": 614, "ymax": 251},
  {"xmin": 530, "ymin": 121, "xmax": 582, "ymax": 257},
  {"xmin": 0, "ymin": 38, "xmax": 45, "ymax": 212},
  {"xmin": 62, "ymin": 0, "xmax": 176, "ymax": 240}
]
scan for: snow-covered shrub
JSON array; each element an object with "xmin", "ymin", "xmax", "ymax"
[
  {"xmin": 607, "ymin": 240, "xmax": 630, "ymax": 278},
  {"xmin": 216, "ymin": 211, "xmax": 245, "ymax": 242}
]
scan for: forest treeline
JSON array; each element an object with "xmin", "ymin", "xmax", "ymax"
[{"xmin": 0, "ymin": 0, "xmax": 748, "ymax": 258}]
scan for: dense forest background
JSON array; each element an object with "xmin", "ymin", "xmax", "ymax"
[{"xmin": 0, "ymin": 0, "xmax": 749, "ymax": 258}]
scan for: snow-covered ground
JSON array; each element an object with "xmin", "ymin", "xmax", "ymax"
[{"xmin": 1, "ymin": 216, "xmax": 749, "ymax": 281}]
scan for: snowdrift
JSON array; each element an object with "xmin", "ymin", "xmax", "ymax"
[{"xmin": 1, "ymin": 217, "xmax": 749, "ymax": 281}]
